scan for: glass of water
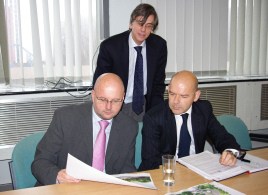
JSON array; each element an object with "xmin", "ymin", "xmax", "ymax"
[{"xmin": 162, "ymin": 154, "xmax": 176, "ymax": 186}]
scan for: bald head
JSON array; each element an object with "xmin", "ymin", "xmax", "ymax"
[
  {"xmin": 170, "ymin": 70, "xmax": 198, "ymax": 92},
  {"xmin": 94, "ymin": 73, "xmax": 125, "ymax": 94},
  {"xmin": 92, "ymin": 73, "xmax": 125, "ymax": 120},
  {"xmin": 168, "ymin": 70, "xmax": 200, "ymax": 115}
]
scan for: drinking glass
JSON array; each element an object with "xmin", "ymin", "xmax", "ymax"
[{"xmin": 162, "ymin": 154, "xmax": 176, "ymax": 186}]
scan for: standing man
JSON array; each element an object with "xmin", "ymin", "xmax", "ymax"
[
  {"xmin": 32, "ymin": 73, "xmax": 138, "ymax": 185},
  {"xmin": 139, "ymin": 70, "xmax": 242, "ymax": 171},
  {"xmin": 93, "ymin": 3, "xmax": 167, "ymax": 122}
]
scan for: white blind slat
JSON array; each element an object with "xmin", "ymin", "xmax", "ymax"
[
  {"xmin": 65, "ymin": 0, "xmax": 74, "ymax": 77},
  {"xmin": 53, "ymin": 0, "xmax": 64, "ymax": 77},
  {"xmin": 42, "ymin": 0, "xmax": 54, "ymax": 78},
  {"xmin": 30, "ymin": 0, "xmax": 43, "ymax": 79}
]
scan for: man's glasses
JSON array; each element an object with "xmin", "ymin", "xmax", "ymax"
[
  {"xmin": 135, "ymin": 20, "xmax": 154, "ymax": 31},
  {"xmin": 96, "ymin": 96, "xmax": 123, "ymax": 105}
]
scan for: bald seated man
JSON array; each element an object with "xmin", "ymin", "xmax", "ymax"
[
  {"xmin": 32, "ymin": 73, "xmax": 138, "ymax": 186},
  {"xmin": 139, "ymin": 70, "xmax": 242, "ymax": 171}
]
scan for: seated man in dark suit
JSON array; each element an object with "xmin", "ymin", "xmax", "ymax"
[
  {"xmin": 139, "ymin": 70, "xmax": 242, "ymax": 171},
  {"xmin": 32, "ymin": 73, "xmax": 138, "ymax": 185}
]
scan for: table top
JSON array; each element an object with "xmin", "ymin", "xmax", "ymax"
[{"xmin": 1, "ymin": 148, "xmax": 267, "ymax": 195}]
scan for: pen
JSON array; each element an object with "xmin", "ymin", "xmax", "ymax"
[
  {"xmin": 240, "ymin": 158, "xmax": 251, "ymax": 163},
  {"xmin": 237, "ymin": 151, "xmax": 251, "ymax": 163}
]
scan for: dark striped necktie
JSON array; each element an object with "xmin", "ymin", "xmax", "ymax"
[
  {"xmin": 132, "ymin": 46, "xmax": 144, "ymax": 115},
  {"xmin": 178, "ymin": 113, "xmax": 191, "ymax": 158}
]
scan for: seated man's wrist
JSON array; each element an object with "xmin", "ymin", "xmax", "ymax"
[{"xmin": 224, "ymin": 149, "xmax": 239, "ymax": 157}]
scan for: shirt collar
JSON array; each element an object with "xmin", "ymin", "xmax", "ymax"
[
  {"xmin": 128, "ymin": 32, "xmax": 146, "ymax": 48},
  {"xmin": 92, "ymin": 107, "xmax": 112, "ymax": 123},
  {"xmin": 175, "ymin": 106, "xmax": 192, "ymax": 117}
]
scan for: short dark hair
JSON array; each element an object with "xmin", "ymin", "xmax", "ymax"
[{"xmin": 129, "ymin": 3, "xmax": 159, "ymax": 31}]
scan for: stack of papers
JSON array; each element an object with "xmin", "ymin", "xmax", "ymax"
[
  {"xmin": 177, "ymin": 150, "xmax": 268, "ymax": 181},
  {"xmin": 66, "ymin": 154, "xmax": 157, "ymax": 189}
]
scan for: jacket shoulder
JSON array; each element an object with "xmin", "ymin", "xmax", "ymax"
[
  {"xmin": 115, "ymin": 111, "xmax": 138, "ymax": 128},
  {"xmin": 145, "ymin": 101, "xmax": 170, "ymax": 120},
  {"xmin": 193, "ymin": 100, "xmax": 213, "ymax": 110},
  {"xmin": 55, "ymin": 102, "xmax": 91, "ymax": 117},
  {"xmin": 147, "ymin": 33, "xmax": 166, "ymax": 44},
  {"xmin": 101, "ymin": 31, "xmax": 129, "ymax": 45}
]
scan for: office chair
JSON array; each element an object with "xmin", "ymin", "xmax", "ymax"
[
  {"xmin": 135, "ymin": 122, "xmax": 142, "ymax": 169},
  {"xmin": 9, "ymin": 131, "xmax": 45, "ymax": 189},
  {"xmin": 216, "ymin": 115, "xmax": 252, "ymax": 150}
]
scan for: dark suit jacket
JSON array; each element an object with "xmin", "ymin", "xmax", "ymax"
[
  {"xmin": 93, "ymin": 30, "xmax": 167, "ymax": 111},
  {"xmin": 138, "ymin": 100, "xmax": 241, "ymax": 171},
  {"xmin": 31, "ymin": 102, "xmax": 138, "ymax": 185}
]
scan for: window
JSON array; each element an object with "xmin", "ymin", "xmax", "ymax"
[
  {"xmin": 152, "ymin": 0, "xmax": 268, "ymax": 78},
  {"xmin": 0, "ymin": 0, "xmax": 101, "ymax": 88},
  {"xmin": 1, "ymin": 0, "xmax": 267, "ymax": 90}
]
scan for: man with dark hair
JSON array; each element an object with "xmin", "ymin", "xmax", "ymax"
[{"xmin": 93, "ymin": 3, "xmax": 167, "ymax": 122}]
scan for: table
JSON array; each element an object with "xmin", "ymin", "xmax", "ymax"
[{"xmin": 1, "ymin": 148, "xmax": 267, "ymax": 195}]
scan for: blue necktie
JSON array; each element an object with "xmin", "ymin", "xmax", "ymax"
[
  {"xmin": 132, "ymin": 46, "xmax": 144, "ymax": 115},
  {"xmin": 178, "ymin": 113, "xmax": 191, "ymax": 158}
]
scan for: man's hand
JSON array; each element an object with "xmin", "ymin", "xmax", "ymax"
[
  {"xmin": 56, "ymin": 169, "xmax": 81, "ymax": 184},
  {"xmin": 219, "ymin": 150, "xmax": 237, "ymax": 166}
]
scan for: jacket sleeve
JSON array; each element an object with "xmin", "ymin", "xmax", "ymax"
[
  {"xmin": 92, "ymin": 41, "xmax": 114, "ymax": 85},
  {"xmin": 31, "ymin": 109, "xmax": 63, "ymax": 185},
  {"xmin": 200, "ymin": 101, "xmax": 241, "ymax": 153},
  {"xmin": 146, "ymin": 38, "xmax": 167, "ymax": 111}
]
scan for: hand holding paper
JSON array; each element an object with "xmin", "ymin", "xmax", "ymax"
[{"xmin": 66, "ymin": 154, "xmax": 157, "ymax": 189}]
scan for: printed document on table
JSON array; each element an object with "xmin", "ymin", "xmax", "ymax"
[
  {"xmin": 236, "ymin": 153, "xmax": 268, "ymax": 173},
  {"xmin": 177, "ymin": 150, "xmax": 268, "ymax": 181},
  {"xmin": 177, "ymin": 151, "xmax": 247, "ymax": 181},
  {"xmin": 66, "ymin": 153, "xmax": 157, "ymax": 189}
]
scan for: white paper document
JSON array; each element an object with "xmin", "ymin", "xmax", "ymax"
[
  {"xmin": 236, "ymin": 153, "xmax": 268, "ymax": 173},
  {"xmin": 177, "ymin": 150, "xmax": 268, "ymax": 181},
  {"xmin": 66, "ymin": 154, "xmax": 157, "ymax": 189},
  {"xmin": 165, "ymin": 181, "xmax": 245, "ymax": 195}
]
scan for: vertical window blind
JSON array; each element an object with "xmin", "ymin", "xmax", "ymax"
[
  {"xmin": 150, "ymin": 0, "xmax": 268, "ymax": 77},
  {"xmin": 0, "ymin": 0, "xmax": 267, "ymax": 88},
  {"xmin": 1, "ymin": 0, "xmax": 99, "ymax": 87},
  {"xmin": 228, "ymin": 0, "xmax": 268, "ymax": 76}
]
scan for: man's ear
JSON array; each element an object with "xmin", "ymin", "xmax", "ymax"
[
  {"xmin": 194, "ymin": 90, "xmax": 201, "ymax": 102},
  {"xmin": 91, "ymin": 90, "xmax": 95, "ymax": 102},
  {"xmin": 129, "ymin": 23, "xmax": 133, "ymax": 31}
]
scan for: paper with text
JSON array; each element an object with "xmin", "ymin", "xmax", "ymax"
[
  {"xmin": 66, "ymin": 153, "xmax": 157, "ymax": 189},
  {"xmin": 178, "ymin": 151, "xmax": 246, "ymax": 181},
  {"xmin": 177, "ymin": 150, "xmax": 268, "ymax": 181},
  {"xmin": 237, "ymin": 153, "xmax": 268, "ymax": 173}
]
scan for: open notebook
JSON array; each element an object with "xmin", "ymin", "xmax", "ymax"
[{"xmin": 177, "ymin": 150, "xmax": 268, "ymax": 181}]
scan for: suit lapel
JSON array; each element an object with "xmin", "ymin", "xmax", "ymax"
[
  {"xmin": 191, "ymin": 104, "xmax": 203, "ymax": 153},
  {"xmin": 79, "ymin": 102, "xmax": 94, "ymax": 164},
  {"xmin": 121, "ymin": 31, "xmax": 130, "ymax": 88},
  {"xmin": 145, "ymin": 37, "xmax": 153, "ymax": 92},
  {"xmin": 165, "ymin": 102, "xmax": 177, "ymax": 154},
  {"xmin": 105, "ymin": 118, "xmax": 120, "ymax": 168}
]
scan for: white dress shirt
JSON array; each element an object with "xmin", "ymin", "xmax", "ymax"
[
  {"xmin": 175, "ymin": 106, "xmax": 196, "ymax": 160},
  {"xmin": 124, "ymin": 33, "xmax": 148, "ymax": 103}
]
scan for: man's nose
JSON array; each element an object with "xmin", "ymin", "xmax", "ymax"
[
  {"xmin": 106, "ymin": 101, "xmax": 112, "ymax": 109},
  {"xmin": 173, "ymin": 95, "xmax": 180, "ymax": 103}
]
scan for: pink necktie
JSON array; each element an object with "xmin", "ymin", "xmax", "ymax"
[{"xmin": 92, "ymin": 120, "xmax": 109, "ymax": 171}]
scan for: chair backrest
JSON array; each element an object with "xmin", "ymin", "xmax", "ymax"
[
  {"xmin": 135, "ymin": 122, "xmax": 143, "ymax": 169},
  {"xmin": 9, "ymin": 131, "xmax": 45, "ymax": 189},
  {"xmin": 216, "ymin": 115, "xmax": 252, "ymax": 150}
]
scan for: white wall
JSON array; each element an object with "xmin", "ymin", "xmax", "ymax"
[{"xmin": 109, "ymin": 0, "xmax": 140, "ymax": 36}]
